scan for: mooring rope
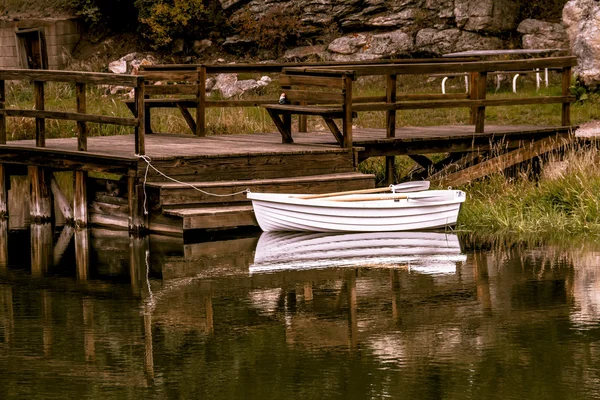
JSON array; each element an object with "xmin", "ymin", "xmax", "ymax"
[{"xmin": 135, "ymin": 154, "xmax": 250, "ymax": 215}]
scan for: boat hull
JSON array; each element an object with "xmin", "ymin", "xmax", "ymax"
[{"xmin": 247, "ymin": 190, "xmax": 466, "ymax": 232}]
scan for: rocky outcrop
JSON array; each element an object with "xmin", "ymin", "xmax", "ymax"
[
  {"xmin": 563, "ymin": 0, "xmax": 600, "ymax": 87},
  {"xmin": 454, "ymin": 0, "xmax": 520, "ymax": 33},
  {"xmin": 327, "ymin": 29, "xmax": 413, "ymax": 61},
  {"xmin": 517, "ymin": 19, "xmax": 568, "ymax": 50},
  {"xmin": 221, "ymin": 0, "xmax": 570, "ymax": 62}
]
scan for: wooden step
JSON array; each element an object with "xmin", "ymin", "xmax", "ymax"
[
  {"xmin": 163, "ymin": 205, "xmax": 257, "ymax": 231},
  {"xmin": 139, "ymin": 148, "xmax": 359, "ymax": 182},
  {"xmin": 147, "ymin": 172, "xmax": 375, "ymax": 207}
]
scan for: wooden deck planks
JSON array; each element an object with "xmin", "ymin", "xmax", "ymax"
[{"xmin": 0, "ymin": 124, "xmax": 573, "ymax": 159}]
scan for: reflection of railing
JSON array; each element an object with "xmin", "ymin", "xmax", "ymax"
[{"xmin": 0, "ymin": 69, "xmax": 146, "ymax": 154}]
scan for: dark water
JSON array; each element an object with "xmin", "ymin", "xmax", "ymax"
[{"xmin": 0, "ymin": 226, "xmax": 599, "ymax": 400}]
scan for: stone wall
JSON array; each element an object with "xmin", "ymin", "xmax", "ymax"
[{"xmin": 0, "ymin": 17, "xmax": 81, "ymax": 69}]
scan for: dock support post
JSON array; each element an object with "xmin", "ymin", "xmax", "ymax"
[
  {"xmin": 74, "ymin": 171, "xmax": 88, "ymax": 228},
  {"xmin": 0, "ymin": 219, "xmax": 7, "ymax": 270},
  {"xmin": 128, "ymin": 176, "xmax": 148, "ymax": 234},
  {"xmin": 28, "ymin": 166, "xmax": 52, "ymax": 222},
  {"xmin": 385, "ymin": 74, "xmax": 397, "ymax": 185},
  {"xmin": 0, "ymin": 164, "xmax": 7, "ymax": 218},
  {"xmin": 75, "ymin": 229, "xmax": 89, "ymax": 281}
]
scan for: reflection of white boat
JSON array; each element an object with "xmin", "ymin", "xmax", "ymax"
[
  {"xmin": 247, "ymin": 190, "xmax": 466, "ymax": 232},
  {"xmin": 250, "ymin": 231, "xmax": 467, "ymax": 274}
]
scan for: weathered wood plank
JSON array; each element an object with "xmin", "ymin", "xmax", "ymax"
[
  {"xmin": 323, "ymin": 117, "xmax": 344, "ymax": 147},
  {"xmin": 1, "ymin": 109, "xmax": 139, "ymax": 126},
  {"xmin": 76, "ymin": 82, "xmax": 87, "ymax": 151},
  {"xmin": 0, "ymin": 164, "xmax": 6, "ymax": 217},
  {"xmin": 562, "ymin": 67, "xmax": 571, "ymax": 126},
  {"xmin": 74, "ymin": 170, "xmax": 88, "ymax": 228},
  {"xmin": 34, "ymin": 81, "xmax": 45, "ymax": 147},
  {"xmin": 28, "ymin": 166, "xmax": 52, "ymax": 221},
  {"xmin": 280, "ymin": 74, "xmax": 346, "ymax": 88},
  {"xmin": 162, "ymin": 205, "xmax": 257, "ymax": 230},
  {"xmin": 134, "ymin": 80, "xmax": 145, "ymax": 155},
  {"xmin": 144, "ymin": 85, "xmax": 198, "ymax": 96},
  {"xmin": 50, "ymin": 176, "xmax": 73, "ymax": 221},
  {"xmin": 343, "ymin": 74, "xmax": 353, "ymax": 149},
  {"xmin": 156, "ymin": 172, "xmax": 374, "ymax": 205},
  {"xmin": 290, "ymin": 56, "xmax": 577, "ymax": 76},
  {"xmin": 0, "ymin": 80, "xmax": 5, "ymax": 144},
  {"xmin": 0, "ymin": 69, "xmax": 143, "ymax": 86},
  {"xmin": 439, "ymin": 135, "xmax": 573, "ymax": 186},
  {"xmin": 139, "ymin": 151, "xmax": 357, "ymax": 182},
  {"xmin": 176, "ymin": 103, "xmax": 197, "ymax": 133},
  {"xmin": 286, "ymin": 90, "xmax": 345, "ymax": 103},
  {"xmin": 351, "ymin": 96, "xmax": 575, "ymax": 112},
  {"xmin": 197, "ymin": 66, "xmax": 206, "ymax": 137}
]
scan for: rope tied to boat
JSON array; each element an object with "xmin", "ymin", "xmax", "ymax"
[{"xmin": 135, "ymin": 154, "xmax": 250, "ymax": 215}]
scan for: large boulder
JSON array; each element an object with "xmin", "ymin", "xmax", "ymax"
[
  {"xmin": 454, "ymin": 0, "xmax": 520, "ymax": 33},
  {"xmin": 563, "ymin": 0, "xmax": 600, "ymax": 87},
  {"xmin": 415, "ymin": 28, "xmax": 504, "ymax": 55},
  {"xmin": 517, "ymin": 19, "xmax": 569, "ymax": 49},
  {"xmin": 327, "ymin": 29, "xmax": 413, "ymax": 61}
]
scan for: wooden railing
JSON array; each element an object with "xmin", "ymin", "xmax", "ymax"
[
  {"xmin": 0, "ymin": 70, "xmax": 146, "ymax": 155},
  {"xmin": 136, "ymin": 58, "xmax": 478, "ymax": 136},
  {"xmin": 283, "ymin": 56, "xmax": 577, "ymax": 136}
]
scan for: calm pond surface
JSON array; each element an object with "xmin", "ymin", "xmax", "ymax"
[{"xmin": 0, "ymin": 225, "xmax": 599, "ymax": 400}]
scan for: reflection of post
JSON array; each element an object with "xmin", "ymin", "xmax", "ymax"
[
  {"xmin": 31, "ymin": 223, "xmax": 53, "ymax": 277},
  {"xmin": 143, "ymin": 305, "xmax": 154, "ymax": 383},
  {"xmin": 130, "ymin": 236, "xmax": 149, "ymax": 297},
  {"xmin": 303, "ymin": 282, "xmax": 313, "ymax": 301},
  {"xmin": 390, "ymin": 270, "xmax": 399, "ymax": 320},
  {"xmin": 347, "ymin": 270, "xmax": 358, "ymax": 349},
  {"xmin": 473, "ymin": 252, "xmax": 492, "ymax": 313},
  {"xmin": 0, "ymin": 284, "xmax": 14, "ymax": 344},
  {"xmin": 42, "ymin": 289, "xmax": 52, "ymax": 356},
  {"xmin": 82, "ymin": 297, "xmax": 95, "ymax": 361},
  {"xmin": 75, "ymin": 229, "xmax": 89, "ymax": 281},
  {"xmin": 53, "ymin": 225, "xmax": 74, "ymax": 266},
  {"xmin": 205, "ymin": 295, "xmax": 214, "ymax": 335},
  {"xmin": 0, "ymin": 219, "xmax": 7, "ymax": 270}
]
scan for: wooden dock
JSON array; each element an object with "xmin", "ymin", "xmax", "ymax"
[{"xmin": 0, "ymin": 57, "xmax": 579, "ymax": 235}]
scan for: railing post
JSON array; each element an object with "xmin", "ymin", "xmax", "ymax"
[
  {"xmin": 561, "ymin": 67, "xmax": 571, "ymax": 126},
  {"xmin": 474, "ymin": 72, "xmax": 487, "ymax": 133},
  {"xmin": 197, "ymin": 66, "xmax": 206, "ymax": 136},
  {"xmin": 385, "ymin": 73, "xmax": 397, "ymax": 185},
  {"xmin": 134, "ymin": 77, "xmax": 145, "ymax": 155},
  {"xmin": 342, "ymin": 74, "xmax": 353, "ymax": 149},
  {"xmin": 469, "ymin": 72, "xmax": 478, "ymax": 124},
  {"xmin": 34, "ymin": 81, "xmax": 45, "ymax": 147},
  {"xmin": 0, "ymin": 79, "xmax": 5, "ymax": 144},
  {"xmin": 76, "ymin": 82, "xmax": 87, "ymax": 151}
]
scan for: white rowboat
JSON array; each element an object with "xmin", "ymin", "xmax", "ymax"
[{"xmin": 247, "ymin": 189, "xmax": 466, "ymax": 232}]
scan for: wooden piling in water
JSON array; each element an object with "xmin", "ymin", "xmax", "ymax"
[
  {"xmin": 74, "ymin": 170, "xmax": 88, "ymax": 228},
  {"xmin": 28, "ymin": 166, "xmax": 52, "ymax": 222}
]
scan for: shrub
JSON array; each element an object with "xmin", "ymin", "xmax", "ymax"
[
  {"xmin": 136, "ymin": 0, "xmax": 222, "ymax": 50},
  {"xmin": 235, "ymin": 5, "xmax": 303, "ymax": 57}
]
